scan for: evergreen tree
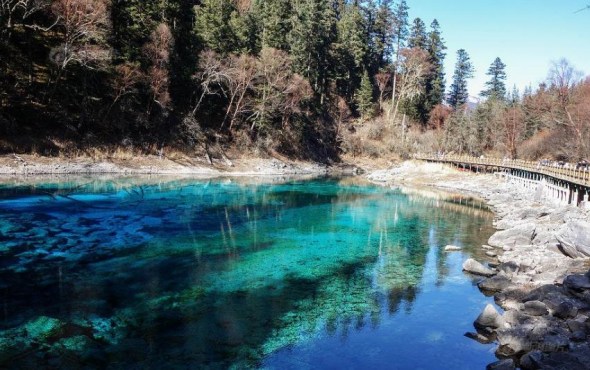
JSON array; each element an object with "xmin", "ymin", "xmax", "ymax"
[
  {"xmin": 480, "ymin": 57, "xmax": 507, "ymax": 99},
  {"xmin": 356, "ymin": 69, "xmax": 375, "ymax": 118},
  {"xmin": 392, "ymin": 0, "xmax": 409, "ymax": 60},
  {"xmin": 508, "ymin": 85, "xmax": 520, "ymax": 105},
  {"xmin": 407, "ymin": 18, "xmax": 427, "ymax": 50},
  {"xmin": 257, "ymin": 0, "xmax": 292, "ymax": 51},
  {"xmin": 448, "ymin": 49, "xmax": 474, "ymax": 109},
  {"xmin": 289, "ymin": 0, "xmax": 336, "ymax": 103},
  {"xmin": 111, "ymin": 0, "xmax": 169, "ymax": 62},
  {"xmin": 333, "ymin": 2, "xmax": 369, "ymax": 103},
  {"xmin": 371, "ymin": 0, "xmax": 395, "ymax": 68},
  {"xmin": 194, "ymin": 0, "xmax": 239, "ymax": 54},
  {"xmin": 168, "ymin": 0, "xmax": 201, "ymax": 112},
  {"xmin": 405, "ymin": 17, "xmax": 428, "ymax": 123},
  {"xmin": 425, "ymin": 19, "xmax": 446, "ymax": 110}
]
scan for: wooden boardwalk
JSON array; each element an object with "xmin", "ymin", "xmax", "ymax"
[
  {"xmin": 415, "ymin": 155, "xmax": 590, "ymax": 187},
  {"xmin": 415, "ymin": 155, "xmax": 590, "ymax": 206}
]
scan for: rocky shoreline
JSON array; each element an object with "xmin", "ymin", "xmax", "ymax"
[{"xmin": 368, "ymin": 161, "xmax": 590, "ymax": 370}]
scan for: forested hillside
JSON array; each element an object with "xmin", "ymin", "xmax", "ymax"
[{"xmin": 0, "ymin": 0, "xmax": 588, "ymax": 161}]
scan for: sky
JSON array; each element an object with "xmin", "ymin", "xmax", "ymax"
[{"xmin": 408, "ymin": 0, "xmax": 590, "ymax": 100}]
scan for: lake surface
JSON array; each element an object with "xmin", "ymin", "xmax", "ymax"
[{"xmin": 0, "ymin": 176, "xmax": 497, "ymax": 369}]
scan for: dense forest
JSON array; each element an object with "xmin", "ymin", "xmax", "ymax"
[{"xmin": 0, "ymin": 0, "xmax": 588, "ymax": 161}]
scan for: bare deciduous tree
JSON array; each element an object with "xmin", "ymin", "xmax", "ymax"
[
  {"xmin": 143, "ymin": 23, "xmax": 173, "ymax": 109},
  {"xmin": 110, "ymin": 62, "xmax": 141, "ymax": 108},
  {"xmin": 501, "ymin": 105, "xmax": 525, "ymax": 159},
  {"xmin": 49, "ymin": 0, "xmax": 111, "ymax": 70},
  {"xmin": 390, "ymin": 47, "xmax": 432, "ymax": 125},
  {"xmin": 1, "ymin": 0, "xmax": 49, "ymax": 30},
  {"xmin": 374, "ymin": 70, "xmax": 391, "ymax": 114},
  {"xmin": 561, "ymin": 78, "xmax": 590, "ymax": 159},
  {"xmin": 427, "ymin": 104, "xmax": 451, "ymax": 130},
  {"xmin": 547, "ymin": 58, "xmax": 583, "ymax": 106},
  {"xmin": 252, "ymin": 48, "xmax": 312, "ymax": 130}
]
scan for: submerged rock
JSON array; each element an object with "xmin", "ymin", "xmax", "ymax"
[
  {"xmin": 24, "ymin": 316, "xmax": 67, "ymax": 342},
  {"xmin": 463, "ymin": 258, "xmax": 497, "ymax": 277},
  {"xmin": 486, "ymin": 359, "xmax": 515, "ymax": 370},
  {"xmin": 444, "ymin": 245, "xmax": 462, "ymax": 251}
]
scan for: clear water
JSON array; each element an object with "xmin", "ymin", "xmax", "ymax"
[{"xmin": 0, "ymin": 176, "xmax": 497, "ymax": 369}]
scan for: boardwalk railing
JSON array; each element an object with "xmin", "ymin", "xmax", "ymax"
[{"xmin": 415, "ymin": 154, "xmax": 590, "ymax": 187}]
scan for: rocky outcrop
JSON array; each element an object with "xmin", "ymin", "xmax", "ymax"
[
  {"xmin": 555, "ymin": 220, "xmax": 590, "ymax": 258},
  {"xmin": 462, "ymin": 258, "xmax": 497, "ymax": 277},
  {"xmin": 488, "ymin": 223, "xmax": 535, "ymax": 248}
]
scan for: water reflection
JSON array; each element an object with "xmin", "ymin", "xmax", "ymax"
[{"xmin": 0, "ymin": 177, "xmax": 496, "ymax": 368}]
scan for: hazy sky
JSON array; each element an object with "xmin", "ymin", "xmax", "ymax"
[{"xmin": 408, "ymin": 0, "xmax": 590, "ymax": 100}]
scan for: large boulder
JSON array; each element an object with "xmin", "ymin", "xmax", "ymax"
[
  {"xmin": 522, "ymin": 300, "xmax": 548, "ymax": 316},
  {"xmin": 555, "ymin": 220, "xmax": 590, "ymax": 258},
  {"xmin": 478, "ymin": 275, "xmax": 512, "ymax": 293},
  {"xmin": 474, "ymin": 304, "xmax": 504, "ymax": 330},
  {"xmin": 463, "ymin": 258, "xmax": 497, "ymax": 277},
  {"xmin": 488, "ymin": 223, "xmax": 535, "ymax": 248}
]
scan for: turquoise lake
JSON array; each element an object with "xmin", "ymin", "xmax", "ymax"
[{"xmin": 0, "ymin": 176, "xmax": 498, "ymax": 369}]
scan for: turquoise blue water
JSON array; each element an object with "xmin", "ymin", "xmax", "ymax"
[{"xmin": 0, "ymin": 177, "xmax": 496, "ymax": 369}]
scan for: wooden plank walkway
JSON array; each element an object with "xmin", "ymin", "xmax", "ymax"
[{"xmin": 415, "ymin": 155, "xmax": 590, "ymax": 187}]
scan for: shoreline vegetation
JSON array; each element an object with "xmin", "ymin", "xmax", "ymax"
[{"xmin": 2, "ymin": 1, "xmax": 589, "ymax": 167}]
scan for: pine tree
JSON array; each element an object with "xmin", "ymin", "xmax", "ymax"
[
  {"xmin": 480, "ymin": 57, "xmax": 507, "ymax": 99},
  {"xmin": 333, "ymin": 2, "xmax": 370, "ymax": 104},
  {"xmin": 356, "ymin": 69, "xmax": 375, "ymax": 118},
  {"xmin": 425, "ymin": 19, "xmax": 446, "ymax": 110},
  {"xmin": 405, "ymin": 17, "xmax": 428, "ymax": 123},
  {"xmin": 393, "ymin": 0, "xmax": 409, "ymax": 60},
  {"xmin": 289, "ymin": 0, "xmax": 336, "ymax": 103},
  {"xmin": 388, "ymin": 0, "xmax": 409, "ymax": 118},
  {"xmin": 448, "ymin": 49, "xmax": 474, "ymax": 109},
  {"xmin": 407, "ymin": 18, "xmax": 427, "ymax": 50},
  {"xmin": 257, "ymin": 0, "xmax": 292, "ymax": 51},
  {"xmin": 194, "ymin": 0, "xmax": 238, "ymax": 54},
  {"xmin": 371, "ymin": 0, "xmax": 395, "ymax": 68}
]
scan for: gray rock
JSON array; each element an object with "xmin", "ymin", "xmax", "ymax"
[
  {"xmin": 555, "ymin": 220, "xmax": 590, "ymax": 258},
  {"xmin": 519, "ymin": 350, "xmax": 543, "ymax": 370},
  {"xmin": 463, "ymin": 258, "xmax": 497, "ymax": 277},
  {"xmin": 499, "ymin": 261, "xmax": 520, "ymax": 276},
  {"xmin": 464, "ymin": 331, "xmax": 495, "ymax": 344},
  {"xmin": 571, "ymin": 330, "xmax": 586, "ymax": 342},
  {"xmin": 486, "ymin": 251, "xmax": 498, "ymax": 257},
  {"xmin": 523, "ymin": 300, "xmax": 548, "ymax": 316},
  {"xmin": 444, "ymin": 245, "xmax": 462, "ymax": 251},
  {"xmin": 567, "ymin": 319, "xmax": 587, "ymax": 334},
  {"xmin": 539, "ymin": 351, "xmax": 590, "ymax": 370},
  {"xmin": 553, "ymin": 301, "xmax": 578, "ymax": 319},
  {"xmin": 541, "ymin": 334, "xmax": 569, "ymax": 352},
  {"xmin": 488, "ymin": 223, "xmax": 535, "ymax": 248},
  {"xmin": 486, "ymin": 359, "xmax": 515, "ymax": 370},
  {"xmin": 474, "ymin": 304, "xmax": 503, "ymax": 330},
  {"xmin": 478, "ymin": 275, "xmax": 512, "ymax": 293},
  {"xmin": 563, "ymin": 274, "xmax": 590, "ymax": 291},
  {"xmin": 503, "ymin": 309, "xmax": 528, "ymax": 327}
]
